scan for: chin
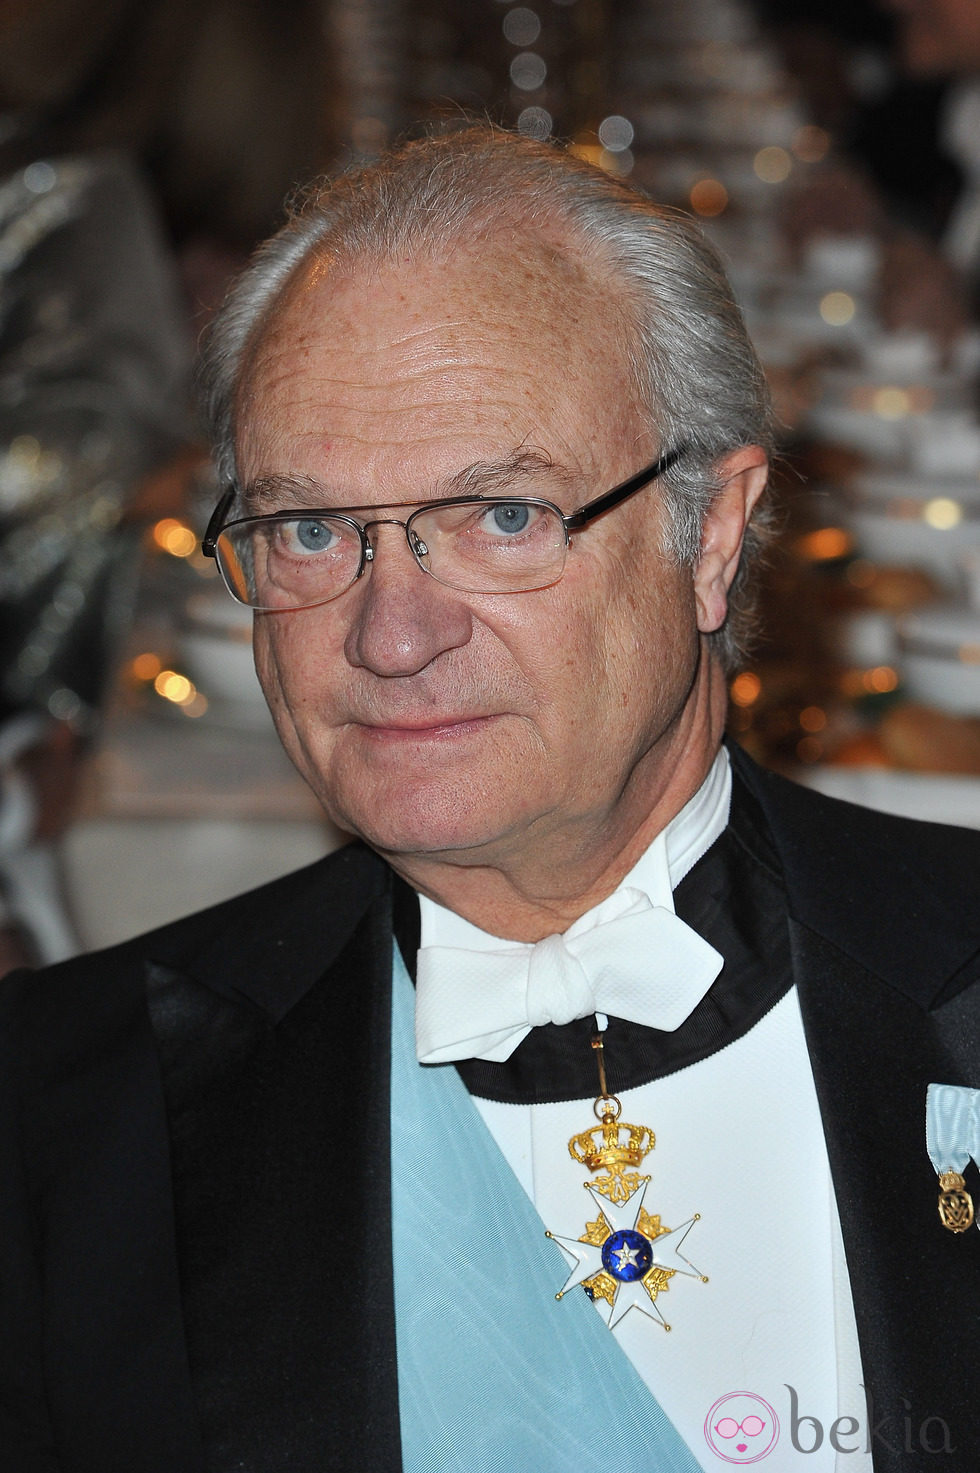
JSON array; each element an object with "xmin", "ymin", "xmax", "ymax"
[{"xmin": 322, "ymin": 778, "xmax": 520, "ymax": 863}]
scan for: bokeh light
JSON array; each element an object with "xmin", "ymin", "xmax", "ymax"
[
  {"xmin": 517, "ymin": 106, "xmax": 552, "ymax": 139},
  {"xmin": 510, "ymin": 52, "xmax": 547, "ymax": 90},
  {"xmin": 792, "ymin": 125, "xmax": 830, "ymax": 163},
  {"xmin": 753, "ymin": 146, "xmax": 792, "ymax": 183},
  {"xmin": 819, "ymin": 291, "xmax": 855, "ymax": 326},
  {"xmin": 730, "ymin": 671, "xmax": 762, "ymax": 707},
  {"xmin": 598, "ymin": 115, "xmax": 634, "ymax": 152},
  {"xmin": 690, "ymin": 178, "xmax": 728, "ymax": 217},
  {"xmin": 923, "ymin": 498, "xmax": 963, "ymax": 530},
  {"xmin": 502, "ymin": 8, "xmax": 541, "ymax": 47},
  {"xmin": 153, "ymin": 518, "xmax": 198, "ymax": 557}
]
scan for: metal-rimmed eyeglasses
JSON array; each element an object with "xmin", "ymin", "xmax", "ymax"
[{"xmin": 202, "ymin": 445, "xmax": 683, "ymax": 612}]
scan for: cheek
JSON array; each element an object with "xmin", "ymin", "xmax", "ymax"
[
  {"xmin": 251, "ymin": 627, "xmax": 295, "ymax": 752},
  {"xmin": 524, "ymin": 584, "xmax": 651, "ymax": 762},
  {"xmin": 252, "ymin": 615, "xmax": 328, "ymax": 730},
  {"xmin": 605, "ymin": 560, "xmax": 697, "ymax": 694}
]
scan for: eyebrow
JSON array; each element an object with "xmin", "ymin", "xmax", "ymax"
[
  {"xmin": 242, "ymin": 451, "xmax": 576, "ymax": 515},
  {"xmin": 243, "ymin": 476, "xmax": 328, "ymax": 514}
]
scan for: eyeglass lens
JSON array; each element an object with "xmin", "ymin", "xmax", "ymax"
[{"xmin": 215, "ymin": 498, "xmax": 570, "ymax": 609}]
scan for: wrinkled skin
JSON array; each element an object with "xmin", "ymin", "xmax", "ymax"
[{"xmin": 238, "ymin": 233, "xmax": 767, "ymax": 938}]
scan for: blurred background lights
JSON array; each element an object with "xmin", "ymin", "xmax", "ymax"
[
  {"xmin": 819, "ymin": 291, "xmax": 856, "ymax": 326},
  {"xmin": 154, "ymin": 670, "xmax": 194, "ymax": 704},
  {"xmin": 510, "ymin": 52, "xmax": 547, "ymax": 90},
  {"xmin": 792, "ymin": 125, "xmax": 830, "ymax": 163},
  {"xmin": 864, "ymin": 666, "xmax": 899, "ymax": 694},
  {"xmin": 753, "ymin": 146, "xmax": 792, "ymax": 183},
  {"xmin": 871, "ymin": 386, "xmax": 912, "ymax": 419},
  {"xmin": 851, "ymin": 384, "xmax": 933, "ymax": 414},
  {"xmin": 152, "ymin": 669, "xmax": 209, "ymax": 717},
  {"xmin": 796, "ymin": 526, "xmax": 853, "ymax": 562},
  {"xmin": 569, "ymin": 140, "xmax": 603, "ymax": 166},
  {"xmin": 517, "ymin": 106, "xmax": 552, "ymax": 139},
  {"xmin": 843, "ymin": 666, "xmax": 900, "ymax": 696},
  {"xmin": 3, "ymin": 434, "xmax": 62, "ymax": 494},
  {"xmin": 689, "ymin": 177, "xmax": 728, "ymax": 217},
  {"xmin": 502, "ymin": 8, "xmax": 541, "ymax": 47},
  {"xmin": 597, "ymin": 115, "xmax": 634, "ymax": 152},
  {"xmin": 47, "ymin": 688, "xmax": 81, "ymax": 722},
  {"xmin": 602, "ymin": 147, "xmax": 633, "ymax": 176},
  {"xmin": 9, "ymin": 433, "xmax": 41, "ymax": 466},
  {"xmin": 23, "ymin": 161, "xmax": 57, "ymax": 194},
  {"xmin": 730, "ymin": 671, "xmax": 762, "ymax": 707},
  {"xmin": 130, "ymin": 652, "xmax": 163, "ymax": 683},
  {"xmin": 152, "ymin": 518, "xmax": 197, "ymax": 557},
  {"xmin": 923, "ymin": 497, "xmax": 963, "ymax": 529}
]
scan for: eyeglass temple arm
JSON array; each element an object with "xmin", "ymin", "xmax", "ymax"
[
  {"xmin": 562, "ymin": 445, "xmax": 684, "ymax": 531},
  {"xmin": 202, "ymin": 486, "xmax": 237, "ymax": 558}
]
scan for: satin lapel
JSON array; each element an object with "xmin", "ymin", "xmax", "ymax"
[
  {"xmin": 793, "ymin": 921, "xmax": 980, "ymax": 1469},
  {"xmin": 146, "ymin": 872, "xmax": 402, "ymax": 1472}
]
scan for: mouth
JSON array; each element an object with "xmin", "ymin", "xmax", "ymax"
[{"xmin": 354, "ymin": 714, "xmax": 497, "ymax": 741}]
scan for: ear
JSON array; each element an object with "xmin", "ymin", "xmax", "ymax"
[{"xmin": 692, "ymin": 446, "xmax": 769, "ymax": 634}]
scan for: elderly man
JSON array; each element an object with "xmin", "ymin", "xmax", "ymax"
[{"xmin": 2, "ymin": 129, "xmax": 978, "ymax": 1473}]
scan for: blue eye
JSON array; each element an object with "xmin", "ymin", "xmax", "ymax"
[
  {"xmin": 295, "ymin": 518, "xmax": 333, "ymax": 552},
  {"xmin": 489, "ymin": 503, "xmax": 531, "ymax": 535}
]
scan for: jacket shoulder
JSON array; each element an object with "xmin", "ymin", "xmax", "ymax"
[
  {"xmin": 1, "ymin": 840, "xmax": 389, "ymax": 1034},
  {"xmin": 730, "ymin": 741, "xmax": 980, "ymax": 1002}
]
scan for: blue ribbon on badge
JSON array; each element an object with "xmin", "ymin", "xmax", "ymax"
[{"xmin": 926, "ymin": 1084, "xmax": 980, "ymax": 1233}]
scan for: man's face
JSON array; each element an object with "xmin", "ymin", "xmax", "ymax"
[{"xmin": 238, "ymin": 236, "xmax": 716, "ymax": 880}]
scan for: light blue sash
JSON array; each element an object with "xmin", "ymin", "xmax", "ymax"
[{"xmin": 390, "ymin": 946, "xmax": 701, "ymax": 1472}]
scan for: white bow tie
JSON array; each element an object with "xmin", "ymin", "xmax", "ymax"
[{"xmin": 414, "ymin": 889, "xmax": 723, "ymax": 1065}]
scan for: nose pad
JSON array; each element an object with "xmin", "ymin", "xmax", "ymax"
[{"xmin": 361, "ymin": 517, "xmax": 422, "ymax": 573}]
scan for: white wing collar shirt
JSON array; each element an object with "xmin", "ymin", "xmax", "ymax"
[{"xmin": 415, "ymin": 749, "xmax": 870, "ymax": 1472}]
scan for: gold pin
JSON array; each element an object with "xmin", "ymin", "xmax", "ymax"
[{"xmin": 938, "ymin": 1171, "xmax": 975, "ymax": 1233}]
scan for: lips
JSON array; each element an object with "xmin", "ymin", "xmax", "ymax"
[{"xmin": 357, "ymin": 714, "xmax": 494, "ymax": 739}]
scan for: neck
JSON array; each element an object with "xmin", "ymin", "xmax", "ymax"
[{"xmin": 383, "ymin": 654, "xmax": 729, "ymax": 941}]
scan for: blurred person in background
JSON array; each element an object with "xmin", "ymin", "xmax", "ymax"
[
  {"xmin": 885, "ymin": 0, "xmax": 980, "ymax": 284},
  {"xmin": 753, "ymin": 0, "xmax": 973, "ymax": 349},
  {"xmin": 0, "ymin": 0, "xmax": 338, "ymax": 973}
]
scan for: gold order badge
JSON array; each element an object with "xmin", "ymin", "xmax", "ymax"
[
  {"xmin": 937, "ymin": 1171, "xmax": 975, "ymax": 1233},
  {"xmin": 544, "ymin": 1031, "xmax": 706, "ymax": 1331}
]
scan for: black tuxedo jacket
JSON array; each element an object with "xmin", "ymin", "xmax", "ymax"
[{"xmin": 1, "ymin": 746, "xmax": 978, "ymax": 1472}]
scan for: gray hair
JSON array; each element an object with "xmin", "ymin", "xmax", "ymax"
[{"xmin": 201, "ymin": 126, "xmax": 774, "ymax": 670}]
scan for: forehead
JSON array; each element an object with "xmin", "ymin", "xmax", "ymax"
[{"xmin": 236, "ymin": 230, "xmax": 648, "ymax": 492}]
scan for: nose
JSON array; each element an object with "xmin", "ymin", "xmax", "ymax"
[{"xmin": 344, "ymin": 521, "xmax": 473, "ymax": 677}]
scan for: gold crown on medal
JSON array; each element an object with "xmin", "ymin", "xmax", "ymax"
[{"xmin": 568, "ymin": 1116, "xmax": 655, "ymax": 1173}]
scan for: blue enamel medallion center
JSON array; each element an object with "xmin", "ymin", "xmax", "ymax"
[{"xmin": 601, "ymin": 1229, "xmax": 653, "ymax": 1282}]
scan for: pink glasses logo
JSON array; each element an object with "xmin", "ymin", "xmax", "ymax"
[{"xmin": 704, "ymin": 1392, "xmax": 780, "ymax": 1463}]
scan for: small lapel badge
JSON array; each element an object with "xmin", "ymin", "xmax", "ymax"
[{"xmin": 926, "ymin": 1083, "xmax": 980, "ymax": 1234}]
